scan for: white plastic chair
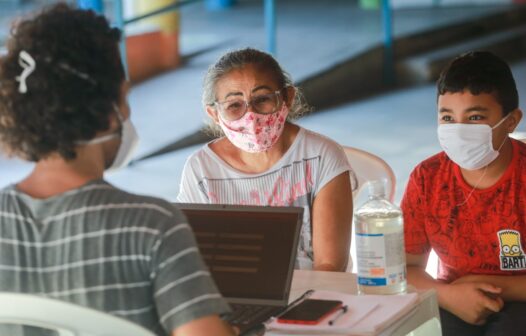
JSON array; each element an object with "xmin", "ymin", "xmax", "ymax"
[
  {"xmin": 342, "ymin": 146, "xmax": 396, "ymax": 205},
  {"xmin": 342, "ymin": 146, "xmax": 397, "ymax": 273},
  {"xmin": 0, "ymin": 293, "xmax": 155, "ymax": 336},
  {"xmin": 510, "ymin": 131, "xmax": 526, "ymax": 143}
]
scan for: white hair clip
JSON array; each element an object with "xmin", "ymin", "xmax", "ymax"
[{"xmin": 15, "ymin": 50, "xmax": 36, "ymax": 94}]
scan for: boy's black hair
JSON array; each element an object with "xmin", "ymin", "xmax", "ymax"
[
  {"xmin": 437, "ymin": 51, "xmax": 518, "ymax": 116},
  {"xmin": 0, "ymin": 3, "xmax": 124, "ymax": 161}
]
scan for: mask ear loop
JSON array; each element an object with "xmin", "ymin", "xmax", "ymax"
[
  {"xmin": 492, "ymin": 113, "xmax": 510, "ymax": 130},
  {"xmin": 113, "ymin": 103, "xmax": 125, "ymax": 124},
  {"xmin": 76, "ymin": 104, "xmax": 123, "ymax": 145},
  {"xmin": 456, "ymin": 130, "xmax": 509, "ymax": 207},
  {"xmin": 456, "ymin": 166, "xmax": 488, "ymax": 207}
]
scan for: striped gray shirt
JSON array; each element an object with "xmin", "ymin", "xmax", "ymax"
[{"xmin": 0, "ymin": 180, "xmax": 230, "ymax": 335}]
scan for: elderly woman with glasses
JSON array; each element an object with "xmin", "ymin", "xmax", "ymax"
[{"xmin": 177, "ymin": 48, "xmax": 354, "ymax": 272}]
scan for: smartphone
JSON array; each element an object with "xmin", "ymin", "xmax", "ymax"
[{"xmin": 277, "ymin": 299, "xmax": 343, "ymax": 325}]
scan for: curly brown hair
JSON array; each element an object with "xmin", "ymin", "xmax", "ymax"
[{"xmin": 0, "ymin": 3, "xmax": 125, "ymax": 161}]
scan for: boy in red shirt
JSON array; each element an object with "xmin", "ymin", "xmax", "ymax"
[{"xmin": 402, "ymin": 51, "xmax": 525, "ymax": 336}]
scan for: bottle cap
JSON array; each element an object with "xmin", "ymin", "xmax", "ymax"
[{"xmin": 367, "ymin": 179, "xmax": 387, "ymax": 198}]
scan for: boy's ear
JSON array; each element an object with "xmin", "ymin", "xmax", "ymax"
[
  {"xmin": 507, "ymin": 109, "xmax": 523, "ymax": 133},
  {"xmin": 206, "ymin": 105, "xmax": 220, "ymax": 124}
]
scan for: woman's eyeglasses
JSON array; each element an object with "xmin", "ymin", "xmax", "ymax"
[{"xmin": 214, "ymin": 90, "xmax": 283, "ymax": 121}]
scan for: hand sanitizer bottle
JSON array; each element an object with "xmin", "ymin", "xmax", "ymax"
[{"xmin": 355, "ymin": 180, "xmax": 407, "ymax": 295}]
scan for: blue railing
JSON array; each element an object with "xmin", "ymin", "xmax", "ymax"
[
  {"xmin": 77, "ymin": 0, "xmax": 103, "ymax": 12},
  {"xmin": 78, "ymin": 0, "xmax": 395, "ymax": 82}
]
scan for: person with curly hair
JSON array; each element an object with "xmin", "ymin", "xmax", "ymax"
[
  {"xmin": 0, "ymin": 4, "xmax": 234, "ymax": 336},
  {"xmin": 177, "ymin": 48, "xmax": 355, "ymax": 272}
]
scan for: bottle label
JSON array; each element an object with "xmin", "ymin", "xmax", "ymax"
[{"xmin": 356, "ymin": 232, "xmax": 406, "ymax": 287}]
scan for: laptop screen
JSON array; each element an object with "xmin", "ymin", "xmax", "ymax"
[{"xmin": 175, "ymin": 203, "xmax": 303, "ymax": 302}]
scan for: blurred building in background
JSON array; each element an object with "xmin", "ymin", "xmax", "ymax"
[{"xmin": 1, "ymin": 0, "xmax": 525, "ymax": 203}]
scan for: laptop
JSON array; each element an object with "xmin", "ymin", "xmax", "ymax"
[{"xmin": 175, "ymin": 203, "xmax": 303, "ymax": 335}]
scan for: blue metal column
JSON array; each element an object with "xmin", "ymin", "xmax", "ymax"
[
  {"xmin": 381, "ymin": 0, "xmax": 394, "ymax": 85},
  {"xmin": 77, "ymin": 0, "xmax": 104, "ymax": 13},
  {"xmin": 206, "ymin": 0, "xmax": 234, "ymax": 11},
  {"xmin": 264, "ymin": 0, "xmax": 276, "ymax": 55},
  {"xmin": 113, "ymin": 0, "xmax": 129, "ymax": 78}
]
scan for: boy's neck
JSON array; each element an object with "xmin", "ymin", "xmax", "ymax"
[{"xmin": 460, "ymin": 137, "xmax": 514, "ymax": 189}]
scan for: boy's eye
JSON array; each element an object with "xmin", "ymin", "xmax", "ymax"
[
  {"xmin": 468, "ymin": 115, "xmax": 484, "ymax": 121},
  {"xmin": 441, "ymin": 115, "xmax": 453, "ymax": 122}
]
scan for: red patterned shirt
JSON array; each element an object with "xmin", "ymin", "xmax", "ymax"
[{"xmin": 402, "ymin": 139, "xmax": 526, "ymax": 282}]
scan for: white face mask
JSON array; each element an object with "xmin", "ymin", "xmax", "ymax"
[
  {"xmin": 437, "ymin": 115, "xmax": 509, "ymax": 170},
  {"xmin": 78, "ymin": 107, "xmax": 139, "ymax": 171}
]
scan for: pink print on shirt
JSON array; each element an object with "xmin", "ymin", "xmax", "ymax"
[{"xmin": 201, "ymin": 158, "xmax": 316, "ymax": 207}]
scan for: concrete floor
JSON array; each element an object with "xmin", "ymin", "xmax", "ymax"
[{"xmin": 1, "ymin": 0, "xmax": 525, "ymax": 206}]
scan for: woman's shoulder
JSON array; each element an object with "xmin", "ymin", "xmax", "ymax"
[
  {"xmin": 185, "ymin": 140, "xmax": 223, "ymax": 166},
  {"xmin": 297, "ymin": 127, "xmax": 344, "ymax": 151},
  {"xmin": 181, "ymin": 138, "xmax": 242, "ymax": 180}
]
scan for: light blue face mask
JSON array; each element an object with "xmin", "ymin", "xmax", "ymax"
[
  {"xmin": 437, "ymin": 114, "xmax": 509, "ymax": 170},
  {"xmin": 77, "ymin": 107, "xmax": 140, "ymax": 171}
]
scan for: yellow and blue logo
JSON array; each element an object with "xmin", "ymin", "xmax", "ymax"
[{"xmin": 498, "ymin": 230, "xmax": 526, "ymax": 270}]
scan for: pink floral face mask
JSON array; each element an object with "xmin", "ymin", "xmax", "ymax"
[{"xmin": 218, "ymin": 105, "xmax": 289, "ymax": 153}]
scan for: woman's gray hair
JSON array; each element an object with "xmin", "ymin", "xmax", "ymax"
[{"xmin": 202, "ymin": 48, "xmax": 310, "ymax": 136}]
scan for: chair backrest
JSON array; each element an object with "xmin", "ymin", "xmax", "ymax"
[
  {"xmin": 342, "ymin": 146, "xmax": 397, "ymax": 273},
  {"xmin": 0, "ymin": 293, "xmax": 156, "ymax": 336},
  {"xmin": 342, "ymin": 146, "xmax": 396, "ymax": 206},
  {"xmin": 510, "ymin": 131, "xmax": 526, "ymax": 144}
]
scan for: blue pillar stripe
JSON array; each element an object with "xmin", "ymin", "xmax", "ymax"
[
  {"xmin": 77, "ymin": 0, "xmax": 104, "ymax": 13},
  {"xmin": 265, "ymin": 0, "xmax": 276, "ymax": 56}
]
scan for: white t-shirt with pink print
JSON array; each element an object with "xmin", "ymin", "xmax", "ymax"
[{"xmin": 177, "ymin": 127, "xmax": 355, "ymax": 269}]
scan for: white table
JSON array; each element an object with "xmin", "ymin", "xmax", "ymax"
[{"xmin": 265, "ymin": 270, "xmax": 442, "ymax": 336}]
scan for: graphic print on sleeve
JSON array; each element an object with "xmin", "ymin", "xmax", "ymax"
[{"xmin": 198, "ymin": 158, "xmax": 315, "ymax": 206}]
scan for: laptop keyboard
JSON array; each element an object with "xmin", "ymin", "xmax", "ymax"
[{"xmin": 223, "ymin": 304, "xmax": 283, "ymax": 333}]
